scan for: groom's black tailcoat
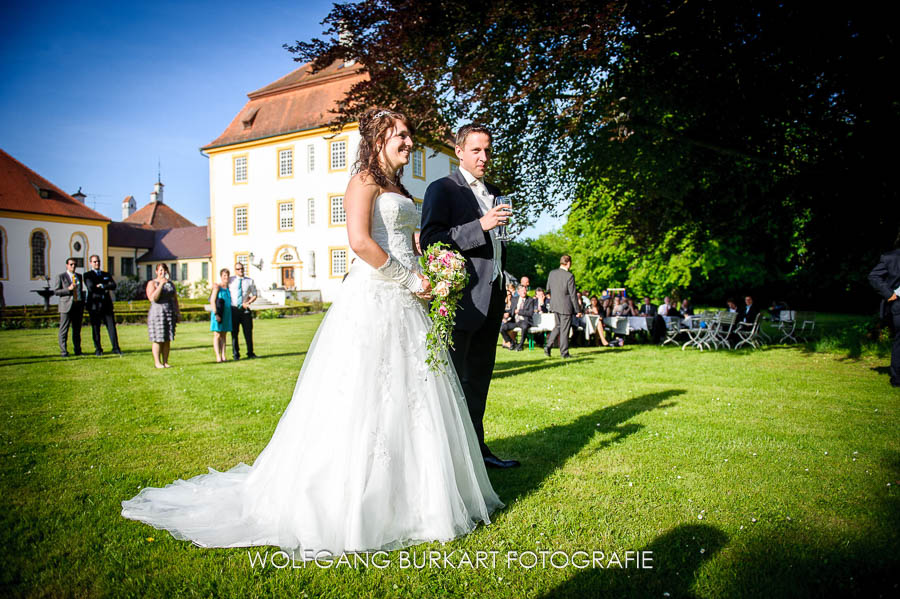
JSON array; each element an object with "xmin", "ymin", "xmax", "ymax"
[{"xmin": 420, "ymin": 169, "xmax": 507, "ymax": 458}]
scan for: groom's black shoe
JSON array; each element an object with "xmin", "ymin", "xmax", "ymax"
[
  {"xmin": 484, "ymin": 455, "xmax": 520, "ymax": 469},
  {"xmin": 543, "ymin": 346, "xmax": 551, "ymax": 357}
]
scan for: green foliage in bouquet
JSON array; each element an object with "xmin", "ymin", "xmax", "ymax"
[{"xmin": 418, "ymin": 242, "xmax": 470, "ymax": 374}]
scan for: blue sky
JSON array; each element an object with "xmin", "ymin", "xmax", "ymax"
[{"xmin": 1, "ymin": 0, "xmax": 561, "ymax": 236}]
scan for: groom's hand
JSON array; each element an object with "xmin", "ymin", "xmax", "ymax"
[{"xmin": 480, "ymin": 204, "xmax": 511, "ymax": 231}]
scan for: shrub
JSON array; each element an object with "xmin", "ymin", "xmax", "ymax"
[{"xmin": 114, "ymin": 278, "xmax": 141, "ymax": 301}]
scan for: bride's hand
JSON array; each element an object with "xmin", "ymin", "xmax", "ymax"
[{"xmin": 415, "ymin": 274, "xmax": 433, "ymax": 300}]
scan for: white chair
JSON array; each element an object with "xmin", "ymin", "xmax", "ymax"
[
  {"xmin": 525, "ymin": 312, "xmax": 555, "ymax": 349},
  {"xmin": 734, "ymin": 313, "xmax": 763, "ymax": 349},
  {"xmin": 775, "ymin": 310, "xmax": 798, "ymax": 343},
  {"xmin": 797, "ymin": 311, "xmax": 816, "ymax": 341}
]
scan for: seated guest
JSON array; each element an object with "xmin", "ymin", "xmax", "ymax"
[
  {"xmin": 768, "ymin": 299, "xmax": 789, "ymax": 320},
  {"xmin": 658, "ymin": 296, "xmax": 673, "ymax": 317},
  {"xmin": 639, "ymin": 297, "xmax": 657, "ymax": 317},
  {"xmin": 587, "ymin": 296, "xmax": 610, "ymax": 346},
  {"xmin": 500, "ymin": 284, "xmax": 536, "ymax": 351},
  {"xmin": 726, "ymin": 298, "xmax": 739, "ymax": 314},
  {"xmin": 612, "ymin": 295, "xmax": 628, "ymax": 316},
  {"xmin": 534, "ymin": 287, "xmax": 550, "ymax": 313},
  {"xmin": 741, "ymin": 295, "xmax": 760, "ymax": 323},
  {"xmin": 601, "ymin": 297, "xmax": 613, "ymax": 317},
  {"xmin": 623, "ymin": 297, "xmax": 640, "ymax": 316},
  {"xmin": 501, "ymin": 288, "xmax": 514, "ymax": 348},
  {"xmin": 680, "ymin": 298, "xmax": 694, "ymax": 316}
]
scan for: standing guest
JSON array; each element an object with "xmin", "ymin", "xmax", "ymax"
[
  {"xmin": 681, "ymin": 299, "xmax": 694, "ymax": 316},
  {"xmin": 229, "ymin": 263, "xmax": 258, "ymax": 360},
  {"xmin": 54, "ymin": 258, "xmax": 84, "ymax": 357},
  {"xmin": 210, "ymin": 268, "xmax": 233, "ymax": 363},
  {"xmin": 741, "ymin": 295, "xmax": 759, "ymax": 324},
  {"xmin": 146, "ymin": 264, "xmax": 179, "ymax": 369},
  {"xmin": 534, "ymin": 287, "xmax": 550, "ymax": 313},
  {"xmin": 500, "ymin": 284, "xmax": 536, "ymax": 351},
  {"xmin": 639, "ymin": 297, "xmax": 657, "ymax": 317},
  {"xmin": 868, "ymin": 235, "xmax": 900, "ymax": 388},
  {"xmin": 544, "ymin": 255, "xmax": 582, "ymax": 359},
  {"xmin": 83, "ymin": 254, "xmax": 121, "ymax": 356}
]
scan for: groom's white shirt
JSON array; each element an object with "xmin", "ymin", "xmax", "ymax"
[{"xmin": 458, "ymin": 166, "xmax": 502, "ymax": 282}]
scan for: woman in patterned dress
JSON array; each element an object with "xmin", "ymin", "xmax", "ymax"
[{"xmin": 146, "ymin": 263, "xmax": 179, "ymax": 368}]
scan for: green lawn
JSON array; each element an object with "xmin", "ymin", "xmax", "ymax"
[{"xmin": 0, "ymin": 316, "xmax": 896, "ymax": 598}]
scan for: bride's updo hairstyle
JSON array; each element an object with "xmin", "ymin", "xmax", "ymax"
[{"xmin": 353, "ymin": 107, "xmax": 414, "ymax": 199}]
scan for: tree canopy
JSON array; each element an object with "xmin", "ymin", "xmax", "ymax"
[{"xmin": 290, "ymin": 1, "xmax": 899, "ymax": 309}]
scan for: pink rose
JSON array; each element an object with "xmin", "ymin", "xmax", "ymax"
[{"xmin": 438, "ymin": 304, "xmax": 449, "ymax": 317}]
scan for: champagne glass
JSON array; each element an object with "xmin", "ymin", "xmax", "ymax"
[{"xmin": 492, "ymin": 195, "xmax": 514, "ymax": 241}]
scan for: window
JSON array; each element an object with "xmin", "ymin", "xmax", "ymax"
[
  {"xmin": 201, "ymin": 261, "xmax": 208, "ymax": 280},
  {"xmin": 108, "ymin": 259, "xmax": 115, "ymax": 276},
  {"xmin": 170, "ymin": 263, "xmax": 177, "ymax": 280},
  {"xmin": 0, "ymin": 226, "xmax": 6, "ymax": 279},
  {"xmin": 413, "ymin": 199, "xmax": 423, "ymax": 226},
  {"xmin": 233, "ymin": 154, "xmax": 248, "ymax": 183},
  {"xmin": 146, "ymin": 265, "xmax": 153, "ymax": 280},
  {"xmin": 278, "ymin": 147, "xmax": 293, "ymax": 178},
  {"xmin": 278, "ymin": 201, "xmax": 294, "ymax": 231},
  {"xmin": 31, "ymin": 231, "xmax": 48, "ymax": 278},
  {"xmin": 121, "ymin": 257, "xmax": 135, "ymax": 277},
  {"xmin": 307, "ymin": 144, "xmax": 315, "ymax": 172},
  {"xmin": 235, "ymin": 253, "xmax": 249, "ymax": 270},
  {"xmin": 234, "ymin": 205, "xmax": 248, "ymax": 234},
  {"xmin": 412, "ymin": 149, "xmax": 425, "ymax": 179},
  {"xmin": 329, "ymin": 139, "xmax": 347, "ymax": 171},
  {"xmin": 181, "ymin": 263, "xmax": 188, "ymax": 281},
  {"xmin": 329, "ymin": 195, "xmax": 346, "ymax": 226},
  {"xmin": 330, "ymin": 248, "xmax": 348, "ymax": 278},
  {"xmin": 307, "ymin": 198, "xmax": 316, "ymax": 225}
]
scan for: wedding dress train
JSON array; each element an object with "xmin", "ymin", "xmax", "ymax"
[{"xmin": 121, "ymin": 192, "xmax": 503, "ymax": 554}]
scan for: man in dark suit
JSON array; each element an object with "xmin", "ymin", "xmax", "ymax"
[
  {"xmin": 868, "ymin": 235, "xmax": 900, "ymax": 388},
  {"xmin": 741, "ymin": 295, "xmax": 760, "ymax": 324},
  {"xmin": 420, "ymin": 123, "xmax": 519, "ymax": 469},
  {"xmin": 83, "ymin": 254, "xmax": 121, "ymax": 356},
  {"xmin": 544, "ymin": 255, "xmax": 582, "ymax": 359},
  {"xmin": 639, "ymin": 297, "xmax": 657, "ymax": 317},
  {"xmin": 54, "ymin": 258, "xmax": 84, "ymax": 357},
  {"xmin": 500, "ymin": 283, "xmax": 536, "ymax": 351}
]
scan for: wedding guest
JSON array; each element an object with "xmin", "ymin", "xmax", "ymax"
[
  {"xmin": 501, "ymin": 288, "xmax": 514, "ymax": 348},
  {"xmin": 229, "ymin": 263, "xmax": 258, "ymax": 360},
  {"xmin": 500, "ymin": 284, "xmax": 536, "ymax": 351},
  {"xmin": 680, "ymin": 298, "xmax": 694, "ymax": 316},
  {"xmin": 726, "ymin": 298, "xmax": 739, "ymax": 313},
  {"xmin": 54, "ymin": 258, "xmax": 84, "ymax": 357},
  {"xmin": 612, "ymin": 295, "xmax": 628, "ymax": 316},
  {"xmin": 83, "ymin": 254, "xmax": 121, "ymax": 356},
  {"xmin": 741, "ymin": 295, "xmax": 760, "ymax": 324},
  {"xmin": 601, "ymin": 297, "xmax": 613, "ymax": 317},
  {"xmin": 210, "ymin": 268, "xmax": 233, "ymax": 363},
  {"xmin": 587, "ymin": 296, "xmax": 610, "ymax": 346},
  {"xmin": 534, "ymin": 287, "xmax": 550, "ymax": 313},
  {"xmin": 545, "ymin": 255, "xmax": 582, "ymax": 359},
  {"xmin": 658, "ymin": 296, "xmax": 673, "ymax": 317},
  {"xmin": 868, "ymin": 235, "xmax": 900, "ymax": 388},
  {"xmin": 639, "ymin": 297, "xmax": 657, "ymax": 317},
  {"xmin": 146, "ymin": 263, "xmax": 179, "ymax": 369},
  {"xmin": 624, "ymin": 297, "xmax": 640, "ymax": 316}
]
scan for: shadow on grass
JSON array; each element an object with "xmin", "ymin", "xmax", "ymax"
[
  {"xmin": 870, "ymin": 366, "xmax": 891, "ymax": 376},
  {"xmin": 489, "ymin": 390, "xmax": 684, "ymax": 504},
  {"xmin": 536, "ymin": 523, "xmax": 728, "ymax": 598}
]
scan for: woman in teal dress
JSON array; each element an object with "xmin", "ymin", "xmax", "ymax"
[{"xmin": 209, "ymin": 268, "xmax": 233, "ymax": 362}]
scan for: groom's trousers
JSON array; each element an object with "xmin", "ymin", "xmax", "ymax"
[{"xmin": 450, "ymin": 278, "xmax": 506, "ymax": 458}]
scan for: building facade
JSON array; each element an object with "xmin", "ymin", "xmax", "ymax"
[
  {"xmin": 201, "ymin": 61, "xmax": 458, "ymax": 301},
  {"xmin": 0, "ymin": 149, "xmax": 109, "ymax": 306}
]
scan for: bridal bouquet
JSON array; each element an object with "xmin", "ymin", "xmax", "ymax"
[{"xmin": 419, "ymin": 242, "xmax": 469, "ymax": 374}]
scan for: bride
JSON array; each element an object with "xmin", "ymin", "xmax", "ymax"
[{"xmin": 121, "ymin": 108, "xmax": 503, "ymax": 555}]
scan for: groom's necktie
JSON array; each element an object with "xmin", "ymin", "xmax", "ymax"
[{"xmin": 237, "ymin": 278, "xmax": 243, "ymax": 307}]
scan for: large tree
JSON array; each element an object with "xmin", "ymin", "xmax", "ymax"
[{"xmin": 290, "ymin": 1, "xmax": 899, "ymax": 310}]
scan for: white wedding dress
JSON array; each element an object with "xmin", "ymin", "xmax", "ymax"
[{"xmin": 122, "ymin": 192, "xmax": 503, "ymax": 555}]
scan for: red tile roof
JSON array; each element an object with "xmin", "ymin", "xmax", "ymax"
[
  {"xmin": 123, "ymin": 201, "xmax": 195, "ymax": 230},
  {"xmin": 138, "ymin": 226, "xmax": 211, "ymax": 262},
  {"xmin": 0, "ymin": 148, "xmax": 110, "ymax": 222},
  {"xmin": 201, "ymin": 60, "xmax": 367, "ymax": 150},
  {"xmin": 108, "ymin": 222, "xmax": 157, "ymax": 249}
]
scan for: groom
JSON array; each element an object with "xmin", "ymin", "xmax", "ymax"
[{"xmin": 420, "ymin": 124, "xmax": 520, "ymax": 469}]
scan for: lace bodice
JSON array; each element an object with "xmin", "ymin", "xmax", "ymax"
[{"xmin": 369, "ymin": 192, "xmax": 420, "ymax": 272}]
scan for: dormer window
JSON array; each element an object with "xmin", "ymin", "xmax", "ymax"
[{"xmin": 241, "ymin": 106, "xmax": 260, "ymax": 130}]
